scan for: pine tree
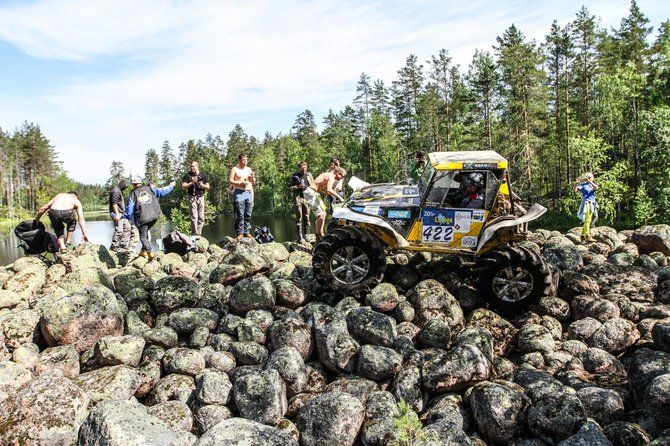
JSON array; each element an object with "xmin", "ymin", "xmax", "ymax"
[
  {"xmin": 570, "ymin": 7, "xmax": 602, "ymax": 132},
  {"xmin": 107, "ymin": 160, "xmax": 126, "ymax": 188},
  {"xmin": 495, "ymin": 24, "xmax": 548, "ymax": 195},
  {"xmin": 391, "ymin": 54, "xmax": 425, "ymax": 155},
  {"xmin": 467, "ymin": 50, "xmax": 498, "ymax": 151},
  {"xmin": 144, "ymin": 148, "xmax": 159, "ymax": 184},
  {"xmin": 159, "ymin": 140, "xmax": 175, "ymax": 185}
]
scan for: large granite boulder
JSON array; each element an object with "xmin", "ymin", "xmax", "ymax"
[
  {"xmin": 78, "ymin": 399, "xmax": 192, "ymax": 445},
  {"xmin": 150, "ymin": 276, "xmax": 201, "ymax": 314},
  {"xmin": 39, "ymin": 285, "xmax": 124, "ymax": 353},
  {"xmin": 631, "ymin": 224, "xmax": 670, "ymax": 255},
  {"xmin": 0, "ymin": 370, "xmax": 90, "ymax": 445},
  {"xmin": 295, "ymin": 392, "xmax": 365, "ymax": 446},
  {"xmin": 195, "ymin": 417, "xmax": 297, "ymax": 446}
]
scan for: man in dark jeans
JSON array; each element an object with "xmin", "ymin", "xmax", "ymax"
[
  {"xmin": 228, "ymin": 153, "xmax": 256, "ymax": 239},
  {"xmin": 181, "ymin": 160, "xmax": 210, "ymax": 239},
  {"xmin": 289, "ymin": 160, "xmax": 314, "ymax": 243},
  {"xmin": 109, "ymin": 179, "xmax": 131, "ymax": 251},
  {"xmin": 124, "ymin": 177, "xmax": 175, "ymax": 260}
]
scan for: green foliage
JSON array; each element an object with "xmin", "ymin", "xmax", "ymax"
[
  {"xmin": 634, "ymin": 182, "xmax": 657, "ymax": 226},
  {"xmin": 392, "ymin": 400, "xmax": 434, "ymax": 446},
  {"xmin": 169, "ymin": 205, "xmax": 191, "ymax": 234}
]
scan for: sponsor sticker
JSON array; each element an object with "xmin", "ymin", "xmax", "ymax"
[
  {"xmin": 454, "ymin": 211, "xmax": 472, "ymax": 233},
  {"xmin": 472, "ymin": 210, "xmax": 486, "ymax": 222},
  {"xmin": 461, "ymin": 236, "xmax": 477, "ymax": 248},
  {"xmin": 388, "ymin": 210, "xmax": 411, "ymax": 219},
  {"xmin": 363, "ymin": 206, "xmax": 381, "ymax": 216}
]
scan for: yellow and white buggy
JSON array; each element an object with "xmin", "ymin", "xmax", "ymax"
[{"xmin": 312, "ymin": 150, "xmax": 552, "ymax": 312}]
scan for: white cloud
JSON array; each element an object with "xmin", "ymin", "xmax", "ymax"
[{"xmin": 0, "ymin": 0, "xmax": 666, "ymax": 183}]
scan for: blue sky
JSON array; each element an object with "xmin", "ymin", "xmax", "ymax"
[{"xmin": 0, "ymin": 0, "xmax": 667, "ymax": 185}]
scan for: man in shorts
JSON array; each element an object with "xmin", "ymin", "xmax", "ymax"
[
  {"xmin": 304, "ymin": 166, "xmax": 346, "ymax": 242},
  {"xmin": 35, "ymin": 191, "xmax": 90, "ymax": 253}
]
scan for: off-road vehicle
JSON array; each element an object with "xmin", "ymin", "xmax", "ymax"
[{"xmin": 312, "ymin": 150, "xmax": 551, "ymax": 312}]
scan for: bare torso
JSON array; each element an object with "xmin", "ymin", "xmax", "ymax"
[
  {"xmin": 311, "ymin": 172, "xmax": 334, "ymax": 194},
  {"xmin": 50, "ymin": 193, "xmax": 79, "ymax": 211}
]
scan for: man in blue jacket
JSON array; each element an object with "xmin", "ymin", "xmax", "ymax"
[{"xmin": 124, "ymin": 177, "xmax": 175, "ymax": 260}]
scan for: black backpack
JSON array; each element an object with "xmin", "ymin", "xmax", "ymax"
[
  {"xmin": 254, "ymin": 226, "xmax": 274, "ymax": 244},
  {"xmin": 15, "ymin": 220, "xmax": 58, "ymax": 255},
  {"xmin": 131, "ymin": 185, "xmax": 162, "ymax": 225},
  {"xmin": 162, "ymin": 230, "xmax": 196, "ymax": 255}
]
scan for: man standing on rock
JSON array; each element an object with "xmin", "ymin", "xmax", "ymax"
[
  {"xmin": 124, "ymin": 177, "xmax": 175, "ymax": 260},
  {"xmin": 574, "ymin": 172, "xmax": 599, "ymax": 243},
  {"xmin": 35, "ymin": 191, "xmax": 90, "ymax": 253},
  {"xmin": 181, "ymin": 160, "xmax": 210, "ymax": 240},
  {"xmin": 289, "ymin": 160, "xmax": 314, "ymax": 243},
  {"xmin": 304, "ymin": 166, "xmax": 346, "ymax": 243},
  {"xmin": 228, "ymin": 153, "xmax": 256, "ymax": 239},
  {"xmin": 109, "ymin": 179, "xmax": 131, "ymax": 252}
]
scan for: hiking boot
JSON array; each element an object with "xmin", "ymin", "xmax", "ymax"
[
  {"xmin": 147, "ymin": 251, "xmax": 155, "ymax": 261},
  {"xmin": 236, "ymin": 234, "xmax": 245, "ymax": 240},
  {"xmin": 138, "ymin": 250, "xmax": 150, "ymax": 259},
  {"xmin": 584, "ymin": 236, "xmax": 596, "ymax": 243},
  {"xmin": 244, "ymin": 233, "xmax": 254, "ymax": 238}
]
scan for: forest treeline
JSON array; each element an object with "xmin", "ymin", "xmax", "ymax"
[{"xmin": 1, "ymin": 1, "xmax": 669, "ymax": 229}]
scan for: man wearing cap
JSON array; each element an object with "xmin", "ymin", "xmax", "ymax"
[
  {"xmin": 181, "ymin": 160, "xmax": 210, "ymax": 239},
  {"xmin": 35, "ymin": 191, "xmax": 90, "ymax": 253},
  {"xmin": 109, "ymin": 179, "xmax": 131, "ymax": 252},
  {"xmin": 124, "ymin": 177, "xmax": 175, "ymax": 260}
]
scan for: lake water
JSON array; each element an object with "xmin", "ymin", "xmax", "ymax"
[{"xmin": 0, "ymin": 213, "xmax": 306, "ymax": 265}]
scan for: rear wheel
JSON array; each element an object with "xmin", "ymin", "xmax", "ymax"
[
  {"xmin": 475, "ymin": 246, "xmax": 551, "ymax": 314},
  {"xmin": 312, "ymin": 226, "xmax": 386, "ymax": 294}
]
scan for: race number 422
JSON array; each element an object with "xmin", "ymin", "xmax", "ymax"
[{"xmin": 422, "ymin": 225, "xmax": 454, "ymax": 243}]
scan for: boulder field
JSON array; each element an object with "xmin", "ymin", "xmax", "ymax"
[{"xmin": 0, "ymin": 224, "xmax": 670, "ymax": 445}]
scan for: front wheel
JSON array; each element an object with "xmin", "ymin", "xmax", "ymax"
[
  {"xmin": 312, "ymin": 226, "xmax": 386, "ymax": 294},
  {"xmin": 475, "ymin": 246, "xmax": 551, "ymax": 314}
]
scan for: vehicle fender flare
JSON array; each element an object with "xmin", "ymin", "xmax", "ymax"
[
  {"xmin": 332, "ymin": 207, "xmax": 410, "ymax": 248},
  {"xmin": 475, "ymin": 203, "xmax": 547, "ymax": 253}
]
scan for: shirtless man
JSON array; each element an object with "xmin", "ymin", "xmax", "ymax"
[
  {"xmin": 35, "ymin": 191, "xmax": 90, "ymax": 252},
  {"xmin": 303, "ymin": 166, "xmax": 346, "ymax": 242},
  {"xmin": 228, "ymin": 153, "xmax": 256, "ymax": 239}
]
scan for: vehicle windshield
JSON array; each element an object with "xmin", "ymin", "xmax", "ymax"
[{"xmin": 417, "ymin": 163, "xmax": 434, "ymax": 197}]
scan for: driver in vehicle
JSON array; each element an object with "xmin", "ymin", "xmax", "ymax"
[{"xmin": 445, "ymin": 172, "xmax": 485, "ymax": 208}]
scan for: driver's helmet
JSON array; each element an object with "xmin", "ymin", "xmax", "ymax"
[{"xmin": 466, "ymin": 172, "xmax": 484, "ymax": 188}]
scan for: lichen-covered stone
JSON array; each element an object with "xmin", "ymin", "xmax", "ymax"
[
  {"xmin": 0, "ymin": 370, "xmax": 90, "ymax": 445},
  {"xmin": 467, "ymin": 380, "xmax": 530, "ymax": 444},
  {"xmin": 295, "ymin": 392, "xmax": 365, "ymax": 446},
  {"xmin": 75, "ymin": 364, "xmax": 142, "ymax": 405},
  {"xmin": 233, "ymin": 369, "xmax": 287, "ymax": 426},
  {"xmin": 229, "ymin": 275, "xmax": 276, "ymax": 315},
  {"xmin": 40, "ymin": 285, "xmax": 124, "ymax": 353},
  {"xmin": 150, "ymin": 276, "xmax": 201, "ymax": 314},
  {"xmin": 78, "ymin": 399, "xmax": 191, "ymax": 446},
  {"xmin": 95, "ymin": 334, "xmax": 145, "ymax": 367},
  {"xmin": 195, "ymin": 417, "xmax": 296, "ymax": 445}
]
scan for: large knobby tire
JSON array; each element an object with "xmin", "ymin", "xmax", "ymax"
[
  {"xmin": 312, "ymin": 226, "xmax": 386, "ymax": 294},
  {"xmin": 475, "ymin": 245, "xmax": 551, "ymax": 314}
]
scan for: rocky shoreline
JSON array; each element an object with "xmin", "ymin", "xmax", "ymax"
[{"xmin": 1, "ymin": 224, "xmax": 670, "ymax": 445}]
